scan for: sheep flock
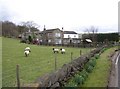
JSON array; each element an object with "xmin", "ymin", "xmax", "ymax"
[
  {"xmin": 24, "ymin": 47, "xmax": 66, "ymax": 57},
  {"xmin": 53, "ymin": 48, "xmax": 66, "ymax": 54}
]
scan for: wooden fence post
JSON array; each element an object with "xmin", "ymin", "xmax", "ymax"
[{"xmin": 16, "ymin": 64, "xmax": 20, "ymax": 89}]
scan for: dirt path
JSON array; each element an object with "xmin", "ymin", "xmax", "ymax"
[{"xmin": 108, "ymin": 50, "xmax": 119, "ymax": 87}]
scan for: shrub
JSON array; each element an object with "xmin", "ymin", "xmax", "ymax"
[
  {"xmin": 65, "ymin": 80, "xmax": 77, "ymax": 87},
  {"xmin": 28, "ymin": 35, "xmax": 33, "ymax": 43},
  {"xmin": 80, "ymin": 69, "xmax": 88, "ymax": 80},
  {"xmin": 86, "ymin": 59, "xmax": 96, "ymax": 68},
  {"xmin": 101, "ymin": 48, "xmax": 108, "ymax": 53},
  {"xmin": 94, "ymin": 54, "xmax": 100, "ymax": 59},
  {"xmin": 74, "ymin": 74, "xmax": 85, "ymax": 85},
  {"xmin": 101, "ymin": 48, "xmax": 105, "ymax": 53},
  {"xmin": 91, "ymin": 57, "xmax": 96, "ymax": 60},
  {"xmin": 65, "ymin": 54, "xmax": 99, "ymax": 87},
  {"xmin": 86, "ymin": 65, "xmax": 94, "ymax": 73},
  {"xmin": 20, "ymin": 40, "xmax": 26, "ymax": 43}
]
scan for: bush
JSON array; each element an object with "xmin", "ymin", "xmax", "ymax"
[
  {"xmin": 94, "ymin": 54, "xmax": 100, "ymax": 59},
  {"xmin": 86, "ymin": 59, "xmax": 96, "ymax": 68},
  {"xmin": 91, "ymin": 57, "xmax": 96, "ymax": 60},
  {"xmin": 91, "ymin": 59, "xmax": 96, "ymax": 67},
  {"xmin": 20, "ymin": 39, "xmax": 26, "ymax": 43},
  {"xmin": 65, "ymin": 80, "xmax": 77, "ymax": 87},
  {"xmin": 74, "ymin": 74, "xmax": 85, "ymax": 85},
  {"xmin": 101, "ymin": 48, "xmax": 105, "ymax": 53},
  {"xmin": 101, "ymin": 48, "xmax": 108, "ymax": 53},
  {"xmin": 86, "ymin": 65, "xmax": 94, "ymax": 73},
  {"xmin": 28, "ymin": 35, "xmax": 33, "ymax": 43},
  {"xmin": 65, "ymin": 55, "xmax": 98, "ymax": 87},
  {"xmin": 80, "ymin": 70, "xmax": 88, "ymax": 80}
]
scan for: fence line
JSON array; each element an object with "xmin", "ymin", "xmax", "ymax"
[
  {"xmin": 3, "ymin": 52, "xmax": 79, "ymax": 77},
  {"xmin": 3, "ymin": 51, "xmax": 80, "ymax": 74},
  {"xmin": 3, "ymin": 49, "xmax": 92, "ymax": 87},
  {"xmin": 3, "ymin": 49, "xmax": 88, "ymax": 74},
  {"xmin": 3, "ymin": 58, "xmax": 54, "ymax": 74}
]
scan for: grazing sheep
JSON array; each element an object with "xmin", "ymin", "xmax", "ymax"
[
  {"xmin": 60, "ymin": 48, "xmax": 65, "ymax": 54},
  {"xmin": 53, "ymin": 48, "xmax": 59, "ymax": 53},
  {"xmin": 24, "ymin": 47, "xmax": 31, "ymax": 57},
  {"xmin": 24, "ymin": 50, "xmax": 30, "ymax": 57},
  {"xmin": 25, "ymin": 47, "xmax": 31, "ymax": 51}
]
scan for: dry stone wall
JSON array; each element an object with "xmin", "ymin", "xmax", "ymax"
[{"xmin": 33, "ymin": 46, "xmax": 105, "ymax": 88}]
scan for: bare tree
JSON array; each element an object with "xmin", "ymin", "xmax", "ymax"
[
  {"xmin": 20, "ymin": 21, "xmax": 40, "ymax": 32},
  {"xmin": 84, "ymin": 26, "xmax": 98, "ymax": 47}
]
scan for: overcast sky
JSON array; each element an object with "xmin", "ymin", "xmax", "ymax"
[{"xmin": 0, "ymin": 0, "xmax": 119, "ymax": 33}]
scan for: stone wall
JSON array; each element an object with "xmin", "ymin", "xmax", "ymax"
[{"xmin": 28, "ymin": 46, "xmax": 105, "ymax": 88}]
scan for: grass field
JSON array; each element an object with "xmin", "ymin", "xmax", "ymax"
[
  {"xmin": 2, "ymin": 37, "xmax": 92, "ymax": 87},
  {"xmin": 81, "ymin": 46, "xmax": 117, "ymax": 87}
]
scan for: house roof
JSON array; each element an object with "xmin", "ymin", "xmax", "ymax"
[
  {"xmin": 41, "ymin": 28, "xmax": 62, "ymax": 33},
  {"xmin": 64, "ymin": 31, "xmax": 77, "ymax": 34},
  {"xmin": 85, "ymin": 39, "xmax": 92, "ymax": 43}
]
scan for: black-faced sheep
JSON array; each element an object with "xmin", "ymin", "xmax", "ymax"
[
  {"xmin": 53, "ymin": 48, "xmax": 59, "ymax": 53},
  {"xmin": 60, "ymin": 48, "xmax": 65, "ymax": 54},
  {"xmin": 24, "ymin": 47, "xmax": 31, "ymax": 57}
]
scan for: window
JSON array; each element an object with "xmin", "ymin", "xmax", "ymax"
[
  {"xmin": 68, "ymin": 35, "xmax": 70, "ymax": 38},
  {"xmin": 55, "ymin": 39, "xmax": 62, "ymax": 44},
  {"xmin": 48, "ymin": 33, "xmax": 52, "ymax": 37},
  {"xmin": 48, "ymin": 39, "xmax": 51, "ymax": 43},
  {"xmin": 55, "ymin": 33, "xmax": 61, "ymax": 37}
]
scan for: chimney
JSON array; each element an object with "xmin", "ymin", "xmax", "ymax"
[{"xmin": 44, "ymin": 25, "xmax": 46, "ymax": 31}]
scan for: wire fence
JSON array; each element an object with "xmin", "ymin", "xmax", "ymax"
[{"xmin": 2, "ymin": 49, "xmax": 92, "ymax": 87}]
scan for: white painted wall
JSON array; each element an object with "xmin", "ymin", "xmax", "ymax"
[{"xmin": 64, "ymin": 34, "xmax": 79, "ymax": 38}]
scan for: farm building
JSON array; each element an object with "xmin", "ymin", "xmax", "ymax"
[
  {"xmin": 40, "ymin": 27, "xmax": 63, "ymax": 45},
  {"xmin": 20, "ymin": 26, "xmax": 83, "ymax": 45},
  {"xmin": 41, "ymin": 29, "xmax": 82, "ymax": 45},
  {"xmin": 63, "ymin": 31, "xmax": 82, "ymax": 45}
]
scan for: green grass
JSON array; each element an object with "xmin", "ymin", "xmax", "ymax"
[
  {"xmin": 2, "ymin": 37, "xmax": 92, "ymax": 87},
  {"xmin": 81, "ymin": 47, "xmax": 117, "ymax": 87}
]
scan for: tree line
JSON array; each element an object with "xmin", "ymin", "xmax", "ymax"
[
  {"xmin": 1, "ymin": 21, "xmax": 39, "ymax": 38},
  {"xmin": 82, "ymin": 32, "xmax": 118, "ymax": 43},
  {"xmin": 1, "ymin": 21, "xmax": 119, "ymax": 43}
]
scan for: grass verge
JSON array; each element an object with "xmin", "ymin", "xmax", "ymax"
[{"xmin": 81, "ymin": 47, "xmax": 117, "ymax": 87}]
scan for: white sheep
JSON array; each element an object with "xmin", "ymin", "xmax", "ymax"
[
  {"xmin": 60, "ymin": 48, "xmax": 65, "ymax": 54},
  {"xmin": 24, "ymin": 50, "xmax": 30, "ymax": 57},
  {"xmin": 24, "ymin": 47, "xmax": 31, "ymax": 57},
  {"xmin": 53, "ymin": 48, "xmax": 59, "ymax": 53},
  {"xmin": 25, "ymin": 47, "xmax": 31, "ymax": 51}
]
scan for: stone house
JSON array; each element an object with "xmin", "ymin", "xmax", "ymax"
[{"xmin": 40, "ymin": 28, "xmax": 63, "ymax": 45}]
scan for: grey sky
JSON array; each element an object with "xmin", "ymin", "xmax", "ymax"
[{"xmin": 0, "ymin": 0, "xmax": 119, "ymax": 33}]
